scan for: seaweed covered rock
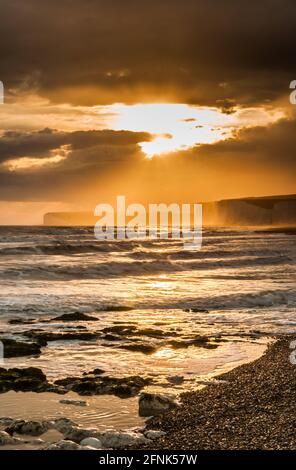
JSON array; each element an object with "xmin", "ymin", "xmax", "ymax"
[
  {"xmin": 0, "ymin": 367, "xmax": 49, "ymax": 393},
  {"xmin": 23, "ymin": 329, "xmax": 100, "ymax": 342},
  {"xmin": 0, "ymin": 338, "xmax": 43, "ymax": 357},
  {"xmin": 54, "ymin": 374, "xmax": 151, "ymax": 398}
]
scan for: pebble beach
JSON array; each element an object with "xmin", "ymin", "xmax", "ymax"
[{"xmin": 137, "ymin": 336, "xmax": 296, "ymax": 450}]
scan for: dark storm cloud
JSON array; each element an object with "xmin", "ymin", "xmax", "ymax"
[
  {"xmin": 160, "ymin": 117, "xmax": 296, "ymax": 198},
  {"xmin": 138, "ymin": 116, "xmax": 296, "ymax": 200},
  {"xmin": 0, "ymin": 127, "xmax": 149, "ymax": 200},
  {"xmin": 0, "ymin": 128, "xmax": 151, "ymax": 163},
  {"xmin": 0, "ymin": 0, "xmax": 295, "ymax": 204},
  {"xmin": 0, "ymin": 127, "xmax": 151, "ymax": 200},
  {"xmin": 189, "ymin": 118, "xmax": 296, "ymax": 170},
  {"xmin": 0, "ymin": 117, "xmax": 295, "ymax": 202},
  {"xmin": 1, "ymin": 0, "xmax": 296, "ymax": 106}
]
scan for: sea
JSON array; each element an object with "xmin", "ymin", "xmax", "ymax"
[{"xmin": 0, "ymin": 226, "xmax": 295, "ymax": 434}]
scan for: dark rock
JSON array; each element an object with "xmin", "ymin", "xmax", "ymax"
[
  {"xmin": 53, "ymin": 376, "xmax": 82, "ymax": 388},
  {"xmin": 102, "ymin": 325, "xmax": 138, "ymax": 336},
  {"xmin": 59, "ymin": 399, "xmax": 87, "ymax": 407},
  {"xmin": 119, "ymin": 343, "xmax": 157, "ymax": 354},
  {"xmin": 0, "ymin": 430, "xmax": 22, "ymax": 445},
  {"xmin": 63, "ymin": 426, "xmax": 99, "ymax": 443},
  {"xmin": 103, "ymin": 333, "xmax": 123, "ymax": 341},
  {"xmin": 0, "ymin": 338, "xmax": 42, "ymax": 357},
  {"xmin": 102, "ymin": 306, "xmax": 134, "ymax": 312},
  {"xmin": 92, "ymin": 367, "xmax": 105, "ymax": 375},
  {"xmin": 23, "ymin": 329, "xmax": 100, "ymax": 342},
  {"xmin": 44, "ymin": 440, "xmax": 81, "ymax": 450},
  {"xmin": 184, "ymin": 308, "xmax": 210, "ymax": 313},
  {"xmin": 71, "ymin": 380, "xmax": 98, "ymax": 395},
  {"xmin": 83, "ymin": 368, "xmax": 105, "ymax": 376},
  {"xmin": 139, "ymin": 392, "xmax": 180, "ymax": 417},
  {"xmin": 5, "ymin": 419, "xmax": 50, "ymax": 436},
  {"xmin": 8, "ymin": 318, "xmax": 35, "ymax": 325},
  {"xmin": 50, "ymin": 417, "xmax": 77, "ymax": 433},
  {"xmin": 136, "ymin": 328, "xmax": 172, "ymax": 338},
  {"xmin": 169, "ymin": 336, "xmax": 218, "ymax": 350},
  {"xmin": 44, "ymin": 385, "xmax": 68, "ymax": 394},
  {"xmin": 0, "ymin": 367, "xmax": 49, "ymax": 393},
  {"xmin": 102, "ymin": 325, "xmax": 171, "ymax": 339},
  {"xmin": 54, "ymin": 374, "xmax": 151, "ymax": 398},
  {"xmin": 167, "ymin": 375, "xmax": 184, "ymax": 385},
  {"xmin": 14, "ymin": 367, "xmax": 47, "ymax": 380},
  {"xmin": 0, "ymin": 417, "xmax": 15, "ymax": 427},
  {"xmin": 49, "ymin": 312, "xmax": 100, "ymax": 322}
]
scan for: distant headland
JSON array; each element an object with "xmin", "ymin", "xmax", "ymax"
[{"xmin": 44, "ymin": 194, "xmax": 296, "ymax": 227}]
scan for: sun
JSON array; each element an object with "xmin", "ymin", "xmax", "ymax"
[
  {"xmin": 111, "ymin": 103, "xmax": 231, "ymax": 158},
  {"xmin": 109, "ymin": 103, "xmax": 283, "ymax": 158}
]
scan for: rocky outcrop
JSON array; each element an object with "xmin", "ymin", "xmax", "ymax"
[
  {"xmin": 0, "ymin": 338, "xmax": 42, "ymax": 358},
  {"xmin": 0, "ymin": 417, "xmax": 15, "ymax": 427},
  {"xmin": 83, "ymin": 368, "xmax": 105, "ymax": 376},
  {"xmin": 5, "ymin": 420, "xmax": 50, "ymax": 436},
  {"xmin": 0, "ymin": 366, "xmax": 151, "ymax": 397},
  {"xmin": 119, "ymin": 343, "xmax": 157, "ymax": 354},
  {"xmin": 48, "ymin": 312, "xmax": 99, "ymax": 322},
  {"xmin": 139, "ymin": 392, "xmax": 180, "ymax": 417},
  {"xmin": 0, "ymin": 367, "xmax": 49, "ymax": 393},
  {"xmin": 0, "ymin": 416, "xmax": 166, "ymax": 450},
  {"xmin": 22, "ymin": 329, "xmax": 101, "ymax": 342},
  {"xmin": 63, "ymin": 426, "xmax": 101, "ymax": 443},
  {"xmin": 49, "ymin": 418, "xmax": 77, "ymax": 434},
  {"xmin": 8, "ymin": 318, "xmax": 35, "ymax": 325},
  {"xmin": 51, "ymin": 423, "xmax": 150, "ymax": 448},
  {"xmin": 169, "ymin": 335, "xmax": 218, "ymax": 349},
  {"xmin": 54, "ymin": 374, "xmax": 151, "ymax": 398},
  {"xmin": 0, "ymin": 431, "xmax": 23, "ymax": 446},
  {"xmin": 167, "ymin": 375, "xmax": 184, "ymax": 385},
  {"xmin": 101, "ymin": 325, "xmax": 171, "ymax": 338}
]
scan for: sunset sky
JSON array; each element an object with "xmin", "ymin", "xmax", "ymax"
[{"xmin": 0, "ymin": 0, "xmax": 296, "ymax": 224}]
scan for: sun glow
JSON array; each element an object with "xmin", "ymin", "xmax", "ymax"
[
  {"xmin": 112, "ymin": 103, "xmax": 230, "ymax": 157},
  {"xmin": 110, "ymin": 103, "xmax": 284, "ymax": 158}
]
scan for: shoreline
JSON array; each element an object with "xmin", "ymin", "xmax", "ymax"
[
  {"xmin": 0, "ymin": 336, "xmax": 267, "ymax": 448},
  {"xmin": 0, "ymin": 336, "xmax": 295, "ymax": 450},
  {"xmin": 135, "ymin": 336, "xmax": 296, "ymax": 450}
]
